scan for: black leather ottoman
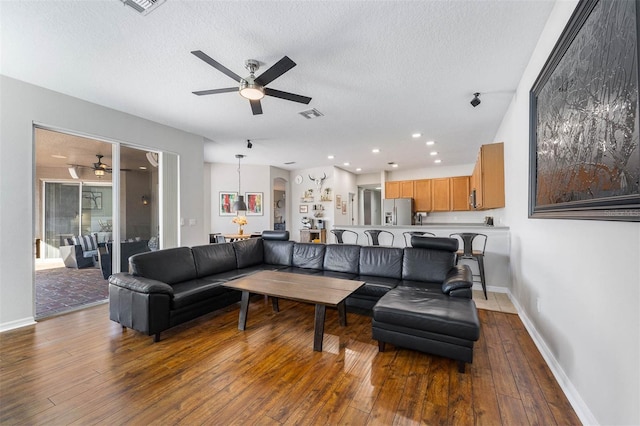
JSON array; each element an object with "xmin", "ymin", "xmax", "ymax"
[{"xmin": 372, "ymin": 287, "xmax": 480, "ymax": 372}]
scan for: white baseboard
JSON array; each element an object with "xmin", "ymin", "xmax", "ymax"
[
  {"xmin": 0, "ymin": 316, "xmax": 36, "ymax": 333},
  {"xmin": 509, "ymin": 295, "xmax": 599, "ymax": 426}
]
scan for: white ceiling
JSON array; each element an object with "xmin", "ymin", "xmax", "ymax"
[{"xmin": 1, "ymin": 0, "xmax": 555, "ymax": 173}]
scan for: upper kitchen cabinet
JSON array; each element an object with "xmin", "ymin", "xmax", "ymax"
[
  {"xmin": 385, "ymin": 181, "xmax": 400, "ymax": 199},
  {"xmin": 400, "ymin": 180, "xmax": 414, "ymax": 198},
  {"xmin": 413, "ymin": 179, "xmax": 432, "ymax": 211},
  {"xmin": 431, "ymin": 178, "xmax": 451, "ymax": 211},
  {"xmin": 470, "ymin": 142, "xmax": 505, "ymax": 210},
  {"xmin": 451, "ymin": 176, "xmax": 470, "ymax": 211}
]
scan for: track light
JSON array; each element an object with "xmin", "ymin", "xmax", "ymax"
[
  {"xmin": 470, "ymin": 92, "xmax": 481, "ymax": 107},
  {"xmin": 247, "ymin": 139, "xmax": 253, "ymax": 149}
]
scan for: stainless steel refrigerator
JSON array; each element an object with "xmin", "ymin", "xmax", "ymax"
[{"xmin": 383, "ymin": 198, "xmax": 413, "ymax": 225}]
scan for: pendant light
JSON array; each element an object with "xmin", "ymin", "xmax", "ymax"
[{"xmin": 233, "ymin": 154, "xmax": 248, "ymax": 211}]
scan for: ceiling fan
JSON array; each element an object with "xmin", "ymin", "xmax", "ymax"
[
  {"xmin": 92, "ymin": 154, "xmax": 112, "ymax": 173},
  {"xmin": 191, "ymin": 50, "xmax": 312, "ymax": 115}
]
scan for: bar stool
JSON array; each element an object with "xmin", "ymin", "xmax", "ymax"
[
  {"xmin": 364, "ymin": 229, "xmax": 394, "ymax": 246},
  {"xmin": 403, "ymin": 231, "xmax": 435, "ymax": 247},
  {"xmin": 449, "ymin": 233, "xmax": 488, "ymax": 299},
  {"xmin": 330, "ymin": 229, "xmax": 359, "ymax": 244}
]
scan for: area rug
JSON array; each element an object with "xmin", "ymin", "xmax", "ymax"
[{"xmin": 35, "ymin": 266, "xmax": 107, "ymax": 319}]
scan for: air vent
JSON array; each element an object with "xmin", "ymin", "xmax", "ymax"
[
  {"xmin": 120, "ymin": 0, "xmax": 166, "ymax": 15},
  {"xmin": 298, "ymin": 108, "xmax": 324, "ymax": 119},
  {"xmin": 284, "ymin": 161, "xmax": 296, "ymax": 165}
]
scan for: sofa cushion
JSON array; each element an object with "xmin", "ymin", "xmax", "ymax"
[
  {"xmin": 264, "ymin": 240, "xmax": 294, "ymax": 266},
  {"xmin": 130, "ymin": 247, "xmax": 197, "ymax": 285},
  {"xmin": 261, "ymin": 230, "xmax": 290, "ymax": 240},
  {"xmin": 292, "ymin": 243, "xmax": 326, "ymax": 270},
  {"xmin": 373, "ymin": 287, "xmax": 480, "ymax": 341},
  {"xmin": 171, "ymin": 278, "xmax": 231, "ymax": 310},
  {"xmin": 359, "ymin": 247, "xmax": 403, "ymax": 279},
  {"xmin": 233, "ymin": 238, "xmax": 264, "ymax": 269},
  {"xmin": 323, "ymin": 244, "xmax": 360, "ymax": 274},
  {"xmin": 191, "ymin": 243, "xmax": 238, "ymax": 277},
  {"xmin": 72, "ymin": 234, "xmax": 98, "ymax": 252},
  {"xmin": 352, "ymin": 275, "xmax": 399, "ymax": 298},
  {"xmin": 402, "ymin": 247, "xmax": 456, "ymax": 283}
]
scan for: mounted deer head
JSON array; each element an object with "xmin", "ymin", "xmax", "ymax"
[{"xmin": 308, "ymin": 173, "xmax": 327, "ymax": 190}]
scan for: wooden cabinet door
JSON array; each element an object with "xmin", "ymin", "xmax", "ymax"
[
  {"xmin": 385, "ymin": 181, "xmax": 400, "ymax": 199},
  {"xmin": 451, "ymin": 176, "xmax": 470, "ymax": 211},
  {"xmin": 471, "ymin": 152, "xmax": 483, "ymax": 209},
  {"xmin": 400, "ymin": 180, "xmax": 414, "ymax": 198},
  {"xmin": 480, "ymin": 142, "xmax": 505, "ymax": 209},
  {"xmin": 413, "ymin": 179, "xmax": 432, "ymax": 211},
  {"xmin": 431, "ymin": 178, "xmax": 451, "ymax": 211}
]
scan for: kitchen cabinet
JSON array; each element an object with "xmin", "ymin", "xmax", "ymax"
[
  {"xmin": 431, "ymin": 178, "xmax": 451, "ymax": 211},
  {"xmin": 385, "ymin": 181, "xmax": 400, "ymax": 199},
  {"xmin": 451, "ymin": 176, "xmax": 470, "ymax": 211},
  {"xmin": 400, "ymin": 180, "xmax": 414, "ymax": 198},
  {"xmin": 470, "ymin": 142, "xmax": 504, "ymax": 210},
  {"xmin": 413, "ymin": 179, "xmax": 432, "ymax": 211},
  {"xmin": 385, "ymin": 181, "xmax": 413, "ymax": 199}
]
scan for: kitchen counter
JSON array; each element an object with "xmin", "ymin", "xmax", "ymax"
[{"xmin": 332, "ymin": 224, "xmax": 511, "ymax": 291}]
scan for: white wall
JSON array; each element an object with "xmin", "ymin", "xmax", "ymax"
[
  {"xmin": 0, "ymin": 76, "xmax": 206, "ymax": 331},
  {"xmin": 496, "ymin": 2, "xmax": 639, "ymax": 424}
]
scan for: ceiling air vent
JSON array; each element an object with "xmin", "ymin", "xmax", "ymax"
[
  {"xmin": 120, "ymin": 0, "xmax": 166, "ymax": 15},
  {"xmin": 298, "ymin": 108, "xmax": 324, "ymax": 120}
]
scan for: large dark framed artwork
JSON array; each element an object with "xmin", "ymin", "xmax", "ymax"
[{"xmin": 529, "ymin": 0, "xmax": 640, "ymax": 221}]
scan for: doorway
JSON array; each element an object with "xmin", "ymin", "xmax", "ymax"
[
  {"xmin": 34, "ymin": 127, "xmax": 161, "ymax": 319},
  {"xmin": 273, "ymin": 177, "xmax": 287, "ymax": 231}
]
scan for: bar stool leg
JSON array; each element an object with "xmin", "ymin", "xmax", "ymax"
[{"xmin": 476, "ymin": 254, "xmax": 487, "ymax": 299}]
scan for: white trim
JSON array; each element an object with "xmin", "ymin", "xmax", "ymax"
[
  {"xmin": 509, "ymin": 296, "xmax": 599, "ymax": 426},
  {"xmin": 0, "ymin": 317, "xmax": 36, "ymax": 333}
]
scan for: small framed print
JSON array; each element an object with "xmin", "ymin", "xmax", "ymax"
[
  {"xmin": 245, "ymin": 192, "xmax": 263, "ymax": 216},
  {"xmin": 299, "ymin": 205, "xmax": 308, "ymax": 213},
  {"xmin": 336, "ymin": 195, "xmax": 342, "ymax": 209},
  {"xmin": 342, "ymin": 201, "xmax": 347, "ymax": 215},
  {"xmin": 219, "ymin": 192, "xmax": 237, "ymax": 216}
]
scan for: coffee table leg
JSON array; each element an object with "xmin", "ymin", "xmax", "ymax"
[
  {"xmin": 337, "ymin": 301, "xmax": 347, "ymax": 327},
  {"xmin": 272, "ymin": 297, "xmax": 279, "ymax": 312},
  {"xmin": 313, "ymin": 304, "xmax": 326, "ymax": 351},
  {"xmin": 238, "ymin": 291, "xmax": 250, "ymax": 331}
]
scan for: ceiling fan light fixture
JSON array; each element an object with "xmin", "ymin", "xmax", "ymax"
[
  {"xmin": 239, "ymin": 81, "xmax": 265, "ymax": 100},
  {"xmin": 94, "ymin": 169, "xmax": 105, "ymax": 177}
]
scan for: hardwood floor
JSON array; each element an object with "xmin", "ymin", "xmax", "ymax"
[{"xmin": 0, "ymin": 298, "xmax": 580, "ymax": 425}]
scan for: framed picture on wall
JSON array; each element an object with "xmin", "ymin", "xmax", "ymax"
[
  {"xmin": 219, "ymin": 192, "xmax": 237, "ymax": 216},
  {"xmin": 82, "ymin": 191, "xmax": 102, "ymax": 210},
  {"xmin": 336, "ymin": 195, "xmax": 341, "ymax": 209},
  {"xmin": 342, "ymin": 201, "xmax": 347, "ymax": 215},
  {"xmin": 245, "ymin": 192, "xmax": 263, "ymax": 216}
]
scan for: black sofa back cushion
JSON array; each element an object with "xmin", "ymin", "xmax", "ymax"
[
  {"xmin": 264, "ymin": 240, "xmax": 294, "ymax": 266},
  {"xmin": 261, "ymin": 230, "xmax": 290, "ymax": 241},
  {"xmin": 233, "ymin": 238, "xmax": 264, "ymax": 269},
  {"xmin": 292, "ymin": 243, "xmax": 326, "ymax": 270},
  {"xmin": 359, "ymin": 247, "xmax": 403, "ymax": 279},
  {"xmin": 129, "ymin": 247, "xmax": 197, "ymax": 285},
  {"xmin": 403, "ymin": 247, "xmax": 456, "ymax": 283},
  {"xmin": 324, "ymin": 244, "xmax": 360, "ymax": 274},
  {"xmin": 191, "ymin": 243, "xmax": 238, "ymax": 277}
]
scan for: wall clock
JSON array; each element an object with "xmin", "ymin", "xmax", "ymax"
[{"xmin": 294, "ymin": 175, "xmax": 303, "ymax": 184}]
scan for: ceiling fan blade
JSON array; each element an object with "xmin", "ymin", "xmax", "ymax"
[
  {"xmin": 191, "ymin": 50, "xmax": 242, "ymax": 83},
  {"xmin": 193, "ymin": 87, "xmax": 239, "ymax": 96},
  {"xmin": 254, "ymin": 56, "xmax": 296, "ymax": 86},
  {"xmin": 264, "ymin": 88, "xmax": 312, "ymax": 104},
  {"xmin": 250, "ymin": 99, "xmax": 263, "ymax": 115}
]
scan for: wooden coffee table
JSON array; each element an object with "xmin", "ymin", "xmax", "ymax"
[{"xmin": 223, "ymin": 270, "xmax": 364, "ymax": 351}]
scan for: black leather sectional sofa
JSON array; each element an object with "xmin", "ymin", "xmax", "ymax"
[{"xmin": 108, "ymin": 230, "xmax": 480, "ymax": 370}]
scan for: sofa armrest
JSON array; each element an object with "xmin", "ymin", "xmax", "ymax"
[
  {"xmin": 109, "ymin": 272, "xmax": 174, "ymax": 296},
  {"xmin": 441, "ymin": 265, "xmax": 472, "ymax": 296}
]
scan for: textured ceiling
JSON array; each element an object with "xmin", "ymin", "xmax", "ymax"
[{"xmin": 1, "ymin": 0, "xmax": 555, "ymax": 173}]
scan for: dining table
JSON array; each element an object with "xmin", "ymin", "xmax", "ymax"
[{"xmin": 223, "ymin": 233, "xmax": 252, "ymax": 242}]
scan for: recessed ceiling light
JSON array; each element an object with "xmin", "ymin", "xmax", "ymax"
[
  {"xmin": 372, "ymin": 148, "xmax": 380, "ymax": 153},
  {"xmin": 375, "ymin": 187, "xmax": 382, "ymax": 190},
  {"xmin": 356, "ymin": 168, "xmax": 362, "ymax": 171},
  {"xmin": 430, "ymin": 151, "xmax": 438, "ymax": 156},
  {"xmin": 412, "ymin": 133, "xmax": 422, "ymax": 138},
  {"xmin": 139, "ymin": 166, "xmax": 147, "ymax": 170},
  {"xmin": 426, "ymin": 140, "xmax": 436, "ymax": 146},
  {"xmin": 51, "ymin": 154, "xmax": 67, "ymax": 159},
  {"xmin": 392, "ymin": 164, "xmax": 399, "ymax": 168},
  {"xmin": 434, "ymin": 159, "xmax": 442, "ymax": 164},
  {"xmin": 327, "ymin": 155, "xmax": 334, "ymax": 159},
  {"xmin": 343, "ymin": 162, "xmax": 350, "ymax": 166}
]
